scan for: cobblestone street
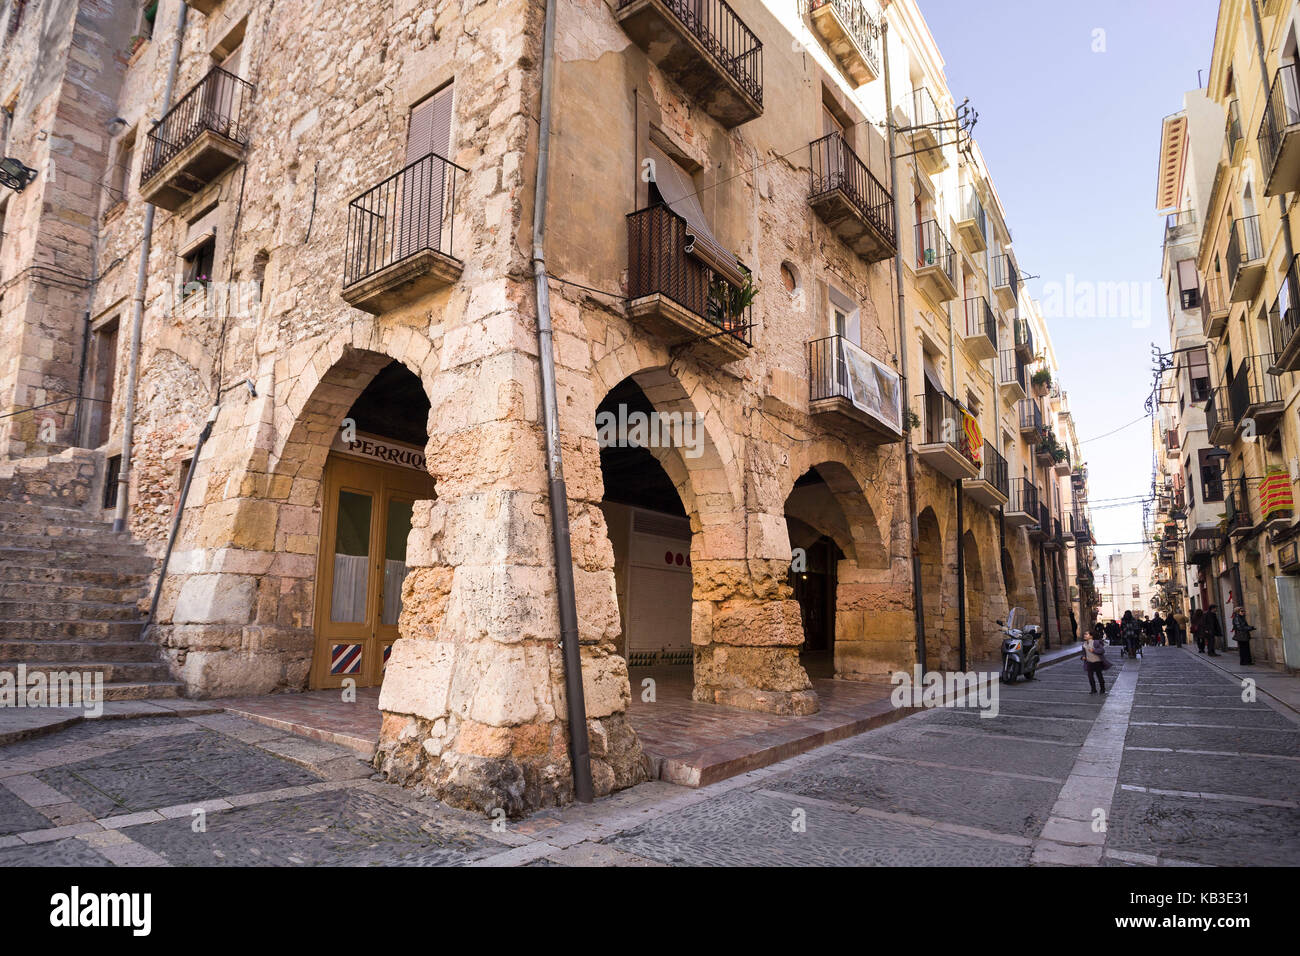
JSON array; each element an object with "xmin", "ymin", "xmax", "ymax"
[{"xmin": 1, "ymin": 647, "xmax": 1294, "ymax": 867}]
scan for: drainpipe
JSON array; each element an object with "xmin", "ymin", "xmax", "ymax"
[
  {"xmin": 140, "ymin": 404, "xmax": 217, "ymax": 637},
  {"xmin": 531, "ymin": 0, "xmax": 593, "ymax": 804},
  {"xmin": 114, "ymin": 0, "xmax": 188, "ymax": 531},
  {"xmin": 883, "ymin": 20, "xmax": 927, "ymax": 673},
  {"xmin": 956, "ymin": 481, "xmax": 966, "ymax": 670}
]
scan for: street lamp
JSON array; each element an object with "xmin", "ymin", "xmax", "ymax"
[{"xmin": 0, "ymin": 157, "xmax": 37, "ymax": 192}]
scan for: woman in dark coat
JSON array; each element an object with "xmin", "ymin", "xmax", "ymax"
[
  {"xmin": 1165, "ymin": 613, "xmax": 1181, "ymax": 648},
  {"xmin": 1232, "ymin": 607, "xmax": 1255, "ymax": 665},
  {"xmin": 1204, "ymin": 604, "xmax": 1222, "ymax": 656},
  {"xmin": 1191, "ymin": 608, "xmax": 1205, "ymax": 652}
]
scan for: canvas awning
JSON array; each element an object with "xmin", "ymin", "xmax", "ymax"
[{"xmin": 648, "ymin": 142, "xmax": 747, "ymax": 287}]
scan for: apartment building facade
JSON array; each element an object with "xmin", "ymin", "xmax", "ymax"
[
  {"xmin": 0, "ymin": 0, "xmax": 1089, "ymax": 813},
  {"xmin": 1180, "ymin": 0, "xmax": 1300, "ymax": 667}
]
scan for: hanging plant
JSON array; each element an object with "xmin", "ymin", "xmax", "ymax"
[{"xmin": 903, "ymin": 409, "xmax": 921, "ymax": 432}]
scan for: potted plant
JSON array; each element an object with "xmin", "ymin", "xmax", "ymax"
[
  {"xmin": 707, "ymin": 267, "xmax": 756, "ymax": 334},
  {"xmin": 128, "ymin": 34, "xmax": 147, "ymax": 56},
  {"xmin": 1031, "ymin": 367, "xmax": 1052, "ymax": 397}
]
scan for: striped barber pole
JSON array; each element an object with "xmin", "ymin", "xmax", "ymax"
[{"xmin": 330, "ymin": 643, "xmax": 363, "ymax": 675}]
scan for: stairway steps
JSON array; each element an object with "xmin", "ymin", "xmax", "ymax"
[
  {"xmin": 0, "ymin": 600, "xmax": 143, "ymax": 622},
  {"xmin": 0, "ymin": 620, "xmax": 148, "ymax": 640},
  {"xmin": 0, "ymin": 582, "xmax": 148, "ymax": 604},
  {"xmin": 0, "ymin": 661, "xmax": 172, "ymax": 682},
  {"xmin": 0, "ymin": 548, "xmax": 156, "ymax": 572},
  {"xmin": 0, "ymin": 640, "xmax": 163, "ymax": 662},
  {"xmin": 0, "ymin": 565, "xmax": 152, "ymax": 587}
]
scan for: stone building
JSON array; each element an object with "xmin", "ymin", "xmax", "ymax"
[
  {"xmin": 1180, "ymin": 0, "xmax": 1300, "ymax": 666},
  {"xmin": 0, "ymin": 0, "xmax": 1090, "ymax": 815}
]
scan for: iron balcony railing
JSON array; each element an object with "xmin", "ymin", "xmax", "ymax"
[
  {"xmin": 618, "ymin": 0, "xmax": 763, "ymax": 107},
  {"xmin": 626, "ymin": 204, "xmax": 753, "ymax": 345},
  {"xmin": 1226, "ymin": 215, "xmax": 1264, "ymax": 292},
  {"xmin": 1008, "ymin": 477, "xmax": 1039, "ymax": 519},
  {"xmin": 1202, "ymin": 469, "xmax": 1225, "ymax": 503},
  {"xmin": 911, "ymin": 86, "xmax": 942, "ymax": 129},
  {"xmin": 1204, "ymin": 385, "xmax": 1227, "ymax": 441},
  {"xmin": 1273, "ymin": 255, "xmax": 1300, "ymax": 362},
  {"xmin": 978, "ymin": 440, "xmax": 1008, "ymax": 498},
  {"xmin": 1201, "ymin": 275, "xmax": 1228, "ymax": 323},
  {"xmin": 1259, "ymin": 63, "xmax": 1300, "ymax": 181},
  {"xmin": 1226, "ymin": 99, "xmax": 1242, "ymax": 156},
  {"xmin": 809, "ymin": 0, "xmax": 880, "ymax": 77},
  {"xmin": 141, "ymin": 66, "xmax": 254, "ymax": 184},
  {"xmin": 1014, "ymin": 316, "xmax": 1033, "ymax": 355},
  {"xmin": 1070, "ymin": 512, "xmax": 1090, "ymax": 540},
  {"xmin": 998, "ymin": 349, "xmax": 1026, "ymax": 391},
  {"xmin": 1018, "ymin": 398, "xmax": 1042, "ymax": 434},
  {"xmin": 1227, "ymin": 353, "xmax": 1281, "ymax": 424},
  {"xmin": 920, "ymin": 390, "xmax": 978, "ymax": 465},
  {"xmin": 1165, "ymin": 207, "xmax": 1197, "ymax": 238},
  {"xmin": 1053, "ymin": 516, "xmax": 1064, "ymax": 545},
  {"xmin": 1184, "ymin": 534, "xmax": 1223, "ymax": 562},
  {"xmin": 915, "ymin": 219, "xmax": 955, "ymax": 281},
  {"xmin": 809, "ymin": 132, "xmax": 895, "ymax": 246},
  {"xmin": 807, "ymin": 334, "xmax": 902, "ymax": 431},
  {"xmin": 994, "ymin": 253, "xmax": 1020, "ymax": 300},
  {"xmin": 1038, "ymin": 501, "xmax": 1053, "ymax": 534},
  {"xmin": 343, "ymin": 151, "xmax": 464, "ymax": 287},
  {"xmin": 1224, "ymin": 476, "xmax": 1251, "ymax": 533},
  {"xmin": 963, "ymin": 296, "xmax": 996, "ymax": 351},
  {"xmin": 958, "ymin": 184, "xmax": 986, "ymax": 237}
]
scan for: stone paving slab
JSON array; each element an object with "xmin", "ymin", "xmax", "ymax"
[
  {"xmin": 124, "ymin": 787, "xmax": 510, "ymax": 866},
  {"xmin": 1125, "ymin": 723, "xmax": 1300, "ymax": 756},
  {"xmin": 602, "ymin": 788, "xmax": 1031, "ymax": 866},
  {"xmin": 836, "ymin": 725, "xmax": 1083, "ymax": 779}
]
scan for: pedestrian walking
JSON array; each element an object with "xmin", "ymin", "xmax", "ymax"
[
  {"xmin": 1105, "ymin": 618, "xmax": 1120, "ymax": 647},
  {"xmin": 1151, "ymin": 612, "xmax": 1166, "ymax": 646},
  {"xmin": 1165, "ymin": 613, "xmax": 1180, "ymax": 648},
  {"xmin": 1231, "ymin": 606, "xmax": 1255, "ymax": 665},
  {"xmin": 1083, "ymin": 628, "xmax": 1111, "ymax": 694},
  {"xmin": 1204, "ymin": 604, "xmax": 1222, "ymax": 656},
  {"xmin": 1069, "ymin": 608, "xmax": 1078, "ymax": 643},
  {"xmin": 1121, "ymin": 610, "xmax": 1142, "ymax": 659},
  {"xmin": 1191, "ymin": 608, "xmax": 1205, "ymax": 652}
]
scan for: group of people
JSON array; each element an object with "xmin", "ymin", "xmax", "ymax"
[{"xmin": 1080, "ymin": 602, "xmax": 1258, "ymax": 694}]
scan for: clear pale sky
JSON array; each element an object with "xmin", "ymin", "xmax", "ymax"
[{"xmin": 917, "ymin": 0, "xmax": 1221, "ymax": 558}]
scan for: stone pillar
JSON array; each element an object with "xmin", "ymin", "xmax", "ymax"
[
  {"xmin": 690, "ymin": 514, "xmax": 818, "ymax": 715},
  {"xmin": 373, "ymin": 391, "xmax": 647, "ymax": 816}
]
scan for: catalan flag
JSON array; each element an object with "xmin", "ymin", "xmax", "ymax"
[
  {"xmin": 1259, "ymin": 468, "xmax": 1294, "ymax": 520},
  {"xmin": 961, "ymin": 410, "xmax": 982, "ymax": 465}
]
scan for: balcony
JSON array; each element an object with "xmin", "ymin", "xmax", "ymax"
[
  {"xmin": 1165, "ymin": 208, "xmax": 1198, "ymax": 243},
  {"xmin": 1017, "ymin": 398, "xmax": 1042, "ymax": 440},
  {"xmin": 1070, "ymin": 512, "xmax": 1091, "ymax": 543},
  {"xmin": 1013, "ymin": 315, "xmax": 1033, "ymax": 360},
  {"xmin": 1227, "ymin": 353, "xmax": 1283, "ymax": 436},
  {"xmin": 963, "ymin": 440, "xmax": 1008, "ymax": 509},
  {"xmin": 807, "ymin": 334, "xmax": 903, "ymax": 443},
  {"xmin": 998, "ymin": 349, "xmax": 1026, "ymax": 403},
  {"xmin": 1163, "ymin": 428, "xmax": 1180, "ymax": 461},
  {"xmin": 1259, "ymin": 64, "xmax": 1300, "ymax": 196},
  {"xmin": 993, "ymin": 254, "xmax": 1019, "ymax": 311},
  {"xmin": 615, "ymin": 0, "xmax": 762, "ymax": 128},
  {"xmin": 960, "ymin": 296, "xmax": 997, "ymax": 360},
  {"xmin": 914, "ymin": 219, "xmax": 957, "ymax": 302},
  {"xmin": 1201, "ymin": 275, "xmax": 1230, "ymax": 338},
  {"xmin": 624, "ymin": 204, "xmax": 752, "ymax": 362},
  {"xmin": 139, "ymin": 67, "xmax": 253, "ymax": 212},
  {"xmin": 341, "ymin": 152, "xmax": 464, "ymax": 314},
  {"xmin": 809, "ymin": 0, "xmax": 880, "ymax": 87},
  {"xmin": 1226, "ymin": 215, "xmax": 1265, "ymax": 303},
  {"xmin": 955, "ymin": 184, "xmax": 987, "ymax": 253},
  {"xmin": 1271, "ymin": 256, "xmax": 1300, "ymax": 372},
  {"xmin": 1205, "ymin": 386, "xmax": 1234, "ymax": 446},
  {"xmin": 1224, "ymin": 476, "xmax": 1252, "ymax": 537},
  {"xmin": 1226, "ymin": 99, "xmax": 1244, "ymax": 164},
  {"xmin": 1053, "ymin": 444, "xmax": 1072, "ymax": 477},
  {"xmin": 809, "ymin": 132, "xmax": 896, "ymax": 264},
  {"xmin": 1030, "ymin": 501, "xmax": 1051, "ymax": 542},
  {"xmin": 908, "ymin": 87, "xmax": 948, "ymax": 174},
  {"xmin": 1184, "ymin": 533, "xmax": 1222, "ymax": 563},
  {"xmin": 1005, "ymin": 477, "xmax": 1039, "ymax": 528},
  {"xmin": 915, "ymin": 390, "xmax": 980, "ymax": 481}
]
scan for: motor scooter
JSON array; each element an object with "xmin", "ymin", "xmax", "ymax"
[{"xmin": 997, "ymin": 607, "xmax": 1042, "ymax": 683}]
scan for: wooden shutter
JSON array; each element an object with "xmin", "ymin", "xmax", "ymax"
[{"xmin": 402, "ymin": 84, "xmax": 454, "ymax": 258}]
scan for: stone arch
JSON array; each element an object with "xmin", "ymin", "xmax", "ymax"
[
  {"xmin": 917, "ymin": 506, "xmax": 944, "ymax": 659},
  {"xmin": 962, "ymin": 529, "xmax": 986, "ymax": 665},
  {"xmin": 588, "ymin": 338, "xmax": 743, "ymax": 535},
  {"xmin": 780, "ymin": 452, "xmax": 890, "ymax": 572}
]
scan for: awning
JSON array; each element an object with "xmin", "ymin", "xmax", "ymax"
[
  {"xmin": 922, "ymin": 363, "xmax": 944, "ymax": 395},
  {"xmin": 648, "ymin": 142, "xmax": 747, "ymax": 287}
]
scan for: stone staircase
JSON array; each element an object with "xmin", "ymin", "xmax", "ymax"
[{"xmin": 0, "ymin": 451, "xmax": 180, "ymax": 702}]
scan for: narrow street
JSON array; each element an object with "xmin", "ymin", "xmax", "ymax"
[{"xmin": 2, "ymin": 647, "xmax": 1294, "ymax": 867}]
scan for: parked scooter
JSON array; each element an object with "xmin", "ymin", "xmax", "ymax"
[{"xmin": 997, "ymin": 607, "xmax": 1042, "ymax": 683}]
